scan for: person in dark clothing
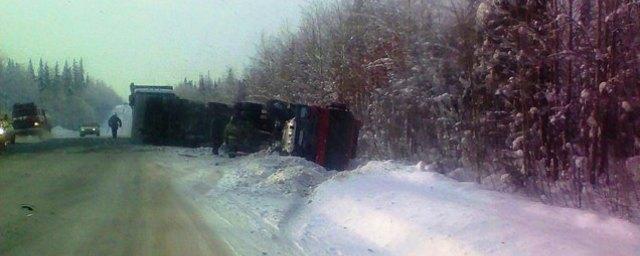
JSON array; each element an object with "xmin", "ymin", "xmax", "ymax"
[{"xmin": 108, "ymin": 113, "xmax": 122, "ymax": 139}]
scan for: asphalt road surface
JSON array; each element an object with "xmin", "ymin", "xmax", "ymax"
[{"xmin": 0, "ymin": 138, "xmax": 232, "ymax": 256}]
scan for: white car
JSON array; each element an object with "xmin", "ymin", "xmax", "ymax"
[{"xmin": 0, "ymin": 120, "xmax": 16, "ymax": 150}]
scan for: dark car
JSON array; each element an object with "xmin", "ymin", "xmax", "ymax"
[
  {"xmin": 12, "ymin": 103, "xmax": 51, "ymax": 138},
  {"xmin": 79, "ymin": 123, "xmax": 101, "ymax": 137}
]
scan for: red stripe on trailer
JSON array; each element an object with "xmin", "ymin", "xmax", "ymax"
[{"xmin": 315, "ymin": 107, "xmax": 330, "ymax": 166}]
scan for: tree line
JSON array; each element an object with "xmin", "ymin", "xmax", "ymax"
[
  {"xmin": 173, "ymin": 67, "xmax": 246, "ymax": 105},
  {"xmin": 0, "ymin": 57, "xmax": 122, "ymax": 129},
  {"xmin": 238, "ymin": 0, "xmax": 640, "ymax": 221}
]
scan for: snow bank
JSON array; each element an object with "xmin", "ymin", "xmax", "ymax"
[
  {"xmin": 291, "ymin": 161, "xmax": 640, "ymax": 256},
  {"xmin": 154, "ymin": 149, "xmax": 333, "ymax": 255},
  {"xmin": 202, "ymin": 154, "xmax": 333, "ymax": 234},
  {"xmin": 51, "ymin": 126, "xmax": 78, "ymax": 138},
  {"xmin": 215, "ymin": 154, "xmax": 332, "ymax": 196},
  {"xmin": 161, "ymin": 148, "xmax": 640, "ymax": 256}
]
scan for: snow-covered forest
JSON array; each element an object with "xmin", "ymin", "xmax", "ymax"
[
  {"xmin": 0, "ymin": 57, "xmax": 122, "ymax": 129},
  {"xmin": 238, "ymin": 0, "xmax": 640, "ymax": 221}
]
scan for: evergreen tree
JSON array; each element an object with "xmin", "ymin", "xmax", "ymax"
[
  {"xmin": 62, "ymin": 61, "xmax": 73, "ymax": 95},
  {"xmin": 72, "ymin": 59, "xmax": 81, "ymax": 90},
  {"xmin": 37, "ymin": 59, "xmax": 46, "ymax": 91},
  {"xmin": 0, "ymin": 57, "xmax": 120, "ymax": 128},
  {"xmin": 27, "ymin": 59, "xmax": 35, "ymax": 81},
  {"xmin": 43, "ymin": 62, "xmax": 51, "ymax": 91},
  {"xmin": 52, "ymin": 62, "xmax": 61, "ymax": 91},
  {"xmin": 79, "ymin": 58, "xmax": 85, "ymax": 88}
]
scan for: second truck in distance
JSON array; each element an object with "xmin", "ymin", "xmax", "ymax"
[{"xmin": 12, "ymin": 103, "xmax": 51, "ymax": 139}]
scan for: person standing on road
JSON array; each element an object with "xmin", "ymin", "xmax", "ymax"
[{"xmin": 108, "ymin": 113, "xmax": 122, "ymax": 139}]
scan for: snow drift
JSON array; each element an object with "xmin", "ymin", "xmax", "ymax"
[
  {"xmin": 290, "ymin": 161, "xmax": 640, "ymax": 256},
  {"xmin": 51, "ymin": 126, "xmax": 78, "ymax": 138},
  {"xmin": 214, "ymin": 154, "xmax": 332, "ymax": 196},
  {"xmin": 159, "ymin": 148, "xmax": 640, "ymax": 256}
]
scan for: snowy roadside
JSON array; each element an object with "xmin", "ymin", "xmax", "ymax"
[
  {"xmin": 154, "ymin": 148, "xmax": 320, "ymax": 255},
  {"xmin": 155, "ymin": 147, "xmax": 640, "ymax": 256},
  {"xmin": 51, "ymin": 126, "xmax": 79, "ymax": 138},
  {"xmin": 51, "ymin": 104, "xmax": 133, "ymax": 139}
]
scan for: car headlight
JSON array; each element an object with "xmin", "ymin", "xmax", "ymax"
[
  {"xmin": 0, "ymin": 127, "xmax": 5, "ymax": 135},
  {"xmin": 34, "ymin": 122, "xmax": 40, "ymax": 127}
]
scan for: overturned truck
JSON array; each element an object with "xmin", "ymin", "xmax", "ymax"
[
  {"xmin": 128, "ymin": 83, "xmax": 360, "ymax": 170},
  {"xmin": 129, "ymin": 84, "xmax": 231, "ymax": 147},
  {"xmin": 280, "ymin": 103, "xmax": 361, "ymax": 170}
]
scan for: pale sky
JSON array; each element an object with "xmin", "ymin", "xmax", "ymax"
[{"xmin": 0, "ymin": 0, "xmax": 308, "ymax": 97}]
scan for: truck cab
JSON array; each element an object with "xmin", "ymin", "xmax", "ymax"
[{"xmin": 12, "ymin": 103, "xmax": 51, "ymax": 138}]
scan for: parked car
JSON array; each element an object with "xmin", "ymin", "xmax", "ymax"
[
  {"xmin": 0, "ymin": 117, "xmax": 16, "ymax": 151},
  {"xmin": 12, "ymin": 103, "xmax": 51, "ymax": 138},
  {"xmin": 79, "ymin": 123, "xmax": 101, "ymax": 137}
]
